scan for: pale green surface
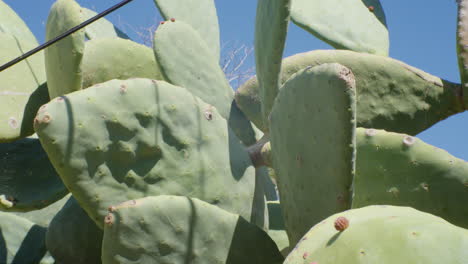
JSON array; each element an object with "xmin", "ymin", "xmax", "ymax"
[
  {"xmin": 35, "ymin": 78, "xmax": 257, "ymax": 228},
  {"xmin": 0, "ymin": 33, "xmax": 47, "ymax": 142},
  {"xmin": 353, "ymin": 128, "xmax": 468, "ymax": 228},
  {"xmin": 153, "ymin": 20, "xmax": 232, "ymax": 118},
  {"xmin": 102, "ymin": 195, "xmax": 283, "ymax": 264},
  {"xmin": 82, "ymin": 38, "xmax": 165, "ymax": 89},
  {"xmin": 0, "ymin": 0, "xmax": 38, "ymax": 45},
  {"xmin": 270, "ymin": 63, "xmax": 356, "ymax": 246},
  {"xmin": 255, "ymin": 0, "xmax": 290, "ymax": 129},
  {"xmin": 153, "ymin": 20, "xmax": 258, "ymax": 146},
  {"xmin": 291, "ymin": 0, "xmax": 388, "ymax": 55},
  {"xmin": 284, "ymin": 206, "xmax": 468, "ymax": 264},
  {"xmin": 153, "ymin": 0, "xmax": 220, "ymax": 61},
  {"xmin": 45, "ymin": 0, "xmax": 85, "ymax": 99}
]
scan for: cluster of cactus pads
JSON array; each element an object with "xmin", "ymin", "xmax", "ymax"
[{"xmin": 1, "ymin": 0, "xmax": 468, "ymax": 263}]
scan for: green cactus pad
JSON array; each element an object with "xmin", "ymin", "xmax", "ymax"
[
  {"xmin": 82, "ymin": 38, "xmax": 165, "ymax": 89},
  {"xmin": 45, "ymin": 0, "xmax": 85, "ymax": 99},
  {"xmin": 153, "ymin": 20, "xmax": 258, "ymax": 146},
  {"xmin": 46, "ymin": 196, "xmax": 103, "ymax": 264},
  {"xmin": 353, "ymin": 128, "xmax": 468, "ymax": 228},
  {"xmin": 35, "ymin": 78, "xmax": 257, "ymax": 228},
  {"xmin": 255, "ymin": 0, "xmax": 290, "ymax": 128},
  {"xmin": 270, "ymin": 63, "xmax": 357, "ymax": 246},
  {"xmin": 0, "ymin": 212, "xmax": 48, "ymax": 264},
  {"xmin": 457, "ymin": 0, "xmax": 468, "ymax": 107},
  {"xmin": 284, "ymin": 206, "xmax": 468, "ymax": 264},
  {"xmin": 0, "ymin": 0, "xmax": 39, "ymax": 46},
  {"xmin": 236, "ymin": 50, "xmax": 463, "ymax": 134},
  {"xmin": 0, "ymin": 33, "xmax": 48, "ymax": 142},
  {"xmin": 0, "ymin": 137, "xmax": 68, "ymax": 212},
  {"xmin": 153, "ymin": 0, "xmax": 221, "ymax": 61},
  {"xmin": 290, "ymin": 0, "xmax": 388, "ymax": 55},
  {"xmin": 102, "ymin": 195, "xmax": 284, "ymax": 264},
  {"xmin": 81, "ymin": 7, "xmax": 130, "ymax": 40},
  {"xmin": 153, "ymin": 20, "xmax": 232, "ymax": 118}
]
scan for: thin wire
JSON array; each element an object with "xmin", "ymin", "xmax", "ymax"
[{"xmin": 0, "ymin": 0, "xmax": 134, "ymax": 73}]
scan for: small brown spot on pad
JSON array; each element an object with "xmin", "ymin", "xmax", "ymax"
[
  {"xmin": 334, "ymin": 216, "xmax": 349, "ymax": 231},
  {"xmin": 8, "ymin": 117, "xmax": 18, "ymax": 129}
]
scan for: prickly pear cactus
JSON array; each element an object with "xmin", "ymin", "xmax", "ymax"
[
  {"xmin": 290, "ymin": 0, "xmax": 389, "ymax": 55},
  {"xmin": 34, "ymin": 78, "xmax": 258, "ymax": 228},
  {"xmin": 102, "ymin": 195, "xmax": 284, "ymax": 264},
  {"xmin": 0, "ymin": 33, "xmax": 47, "ymax": 142},
  {"xmin": 153, "ymin": 0, "xmax": 221, "ymax": 60},
  {"xmin": 353, "ymin": 128, "xmax": 468, "ymax": 228},
  {"xmin": 236, "ymin": 50, "xmax": 464, "ymax": 134},
  {"xmin": 270, "ymin": 63, "xmax": 357, "ymax": 245},
  {"xmin": 255, "ymin": 0, "xmax": 290, "ymax": 127},
  {"xmin": 81, "ymin": 37, "xmax": 165, "ymax": 88},
  {"xmin": 284, "ymin": 206, "xmax": 468, "ymax": 264},
  {"xmin": 44, "ymin": 0, "xmax": 85, "ymax": 99},
  {"xmin": 46, "ymin": 196, "xmax": 103, "ymax": 264},
  {"xmin": 1, "ymin": 0, "xmax": 468, "ymax": 263}
]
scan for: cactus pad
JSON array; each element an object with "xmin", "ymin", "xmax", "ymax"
[
  {"xmin": 153, "ymin": 0, "xmax": 221, "ymax": 61},
  {"xmin": 270, "ymin": 63, "xmax": 357, "ymax": 245},
  {"xmin": 0, "ymin": 0, "xmax": 39, "ymax": 46},
  {"xmin": 153, "ymin": 20, "xmax": 258, "ymax": 146},
  {"xmin": 45, "ymin": 0, "xmax": 85, "ymax": 99},
  {"xmin": 0, "ymin": 33, "xmax": 48, "ymax": 142},
  {"xmin": 290, "ymin": 0, "xmax": 388, "ymax": 55},
  {"xmin": 82, "ymin": 38, "xmax": 165, "ymax": 89},
  {"xmin": 353, "ymin": 128, "xmax": 468, "ymax": 228},
  {"xmin": 236, "ymin": 50, "xmax": 463, "ymax": 134},
  {"xmin": 102, "ymin": 195, "xmax": 284, "ymax": 264},
  {"xmin": 284, "ymin": 206, "xmax": 468, "ymax": 264},
  {"xmin": 255, "ymin": 0, "xmax": 291, "ymax": 127},
  {"xmin": 35, "ymin": 78, "xmax": 257, "ymax": 228},
  {"xmin": 153, "ymin": 20, "xmax": 232, "ymax": 118}
]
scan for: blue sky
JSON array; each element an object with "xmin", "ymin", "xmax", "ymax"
[{"xmin": 5, "ymin": 0, "xmax": 468, "ymax": 160}]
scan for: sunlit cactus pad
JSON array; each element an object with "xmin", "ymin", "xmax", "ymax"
[
  {"xmin": 284, "ymin": 206, "xmax": 468, "ymax": 264},
  {"xmin": 353, "ymin": 128, "xmax": 468, "ymax": 228}
]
